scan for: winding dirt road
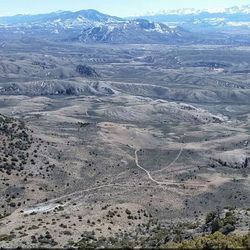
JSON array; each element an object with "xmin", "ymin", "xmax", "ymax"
[
  {"xmin": 135, "ymin": 149, "xmax": 182, "ymax": 185},
  {"xmin": 154, "ymin": 147, "xmax": 184, "ymax": 173},
  {"xmin": 134, "ymin": 149, "xmax": 205, "ymax": 187},
  {"xmin": 23, "ymin": 147, "xmax": 204, "ymax": 215}
]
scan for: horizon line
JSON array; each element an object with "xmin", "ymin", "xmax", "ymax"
[{"xmin": 0, "ymin": 4, "xmax": 249, "ymax": 19}]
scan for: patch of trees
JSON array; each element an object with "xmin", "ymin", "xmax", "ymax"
[
  {"xmin": 204, "ymin": 210, "xmax": 237, "ymax": 235},
  {"xmin": 76, "ymin": 65, "xmax": 99, "ymax": 77}
]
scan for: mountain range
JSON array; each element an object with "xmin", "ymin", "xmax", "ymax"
[
  {"xmin": 0, "ymin": 9, "xmax": 195, "ymax": 44},
  {"xmin": 0, "ymin": 7, "xmax": 250, "ymax": 45},
  {"xmin": 138, "ymin": 5, "xmax": 250, "ymax": 30},
  {"xmin": 141, "ymin": 5, "xmax": 250, "ymax": 16}
]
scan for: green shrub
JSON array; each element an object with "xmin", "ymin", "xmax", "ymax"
[{"xmin": 167, "ymin": 231, "xmax": 250, "ymax": 249}]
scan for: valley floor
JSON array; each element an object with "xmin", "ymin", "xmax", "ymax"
[{"xmin": 0, "ymin": 44, "xmax": 249, "ymax": 247}]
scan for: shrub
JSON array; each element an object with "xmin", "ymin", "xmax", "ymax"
[
  {"xmin": 167, "ymin": 231, "xmax": 250, "ymax": 249},
  {"xmin": 206, "ymin": 211, "xmax": 217, "ymax": 224}
]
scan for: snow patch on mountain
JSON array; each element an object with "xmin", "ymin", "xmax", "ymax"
[{"xmin": 141, "ymin": 5, "xmax": 250, "ymax": 16}]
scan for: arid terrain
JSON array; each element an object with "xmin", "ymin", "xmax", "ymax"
[{"xmin": 0, "ymin": 40, "xmax": 249, "ymax": 248}]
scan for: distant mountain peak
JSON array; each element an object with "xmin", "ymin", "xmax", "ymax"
[
  {"xmin": 0, "ymin": 9, "xmax": 191, "ymax": 44},
  {"xmin": 136, "ymin": 5, "xmax": 250, "ymax": 31},
  {"xmin": 141, "ymin": 5, "xmax": 250, "ymax": 16},
  {"xmin": 0, "ymin": 9, "xmax": 123, "ymax": 26}
]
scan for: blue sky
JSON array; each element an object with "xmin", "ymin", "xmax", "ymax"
[{"xmin": 0, "ymin": 0, "xmax": 250, "ymax": 17}]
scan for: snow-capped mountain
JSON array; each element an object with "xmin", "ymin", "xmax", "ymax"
[
  {"xmin": 0, "ymin": 9, "xmax": 193, "ymax": 44},
  {"xmin": 138, "ymin": 5, "xmax": 250, "ymax": 30},
  {"xmin": 78, "ymin": 19, "xmax": 191, "ymax": 43},
  {"xmin": 142, "ymin": 5, "xmax": 250, "ymax": 16},
  {"xmin": 0, "ymin": 8, "xmax": 249, "ymax": 45},
  {"xmin": 0, "ymin": 9, "xmax": 123, "ymax": 27}
]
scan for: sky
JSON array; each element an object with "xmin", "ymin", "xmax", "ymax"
[{"xmin": 0, "ymin": 0, "xmax": 250, "ymax": 17}]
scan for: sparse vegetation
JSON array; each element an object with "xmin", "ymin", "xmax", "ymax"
[
  {"xmin": 168, "ymin": 232, "xmax": 250, "ymax": 249},
  {"xmin": 0, "ymin": 18, "xmax": 250, "ymax": 248}
]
